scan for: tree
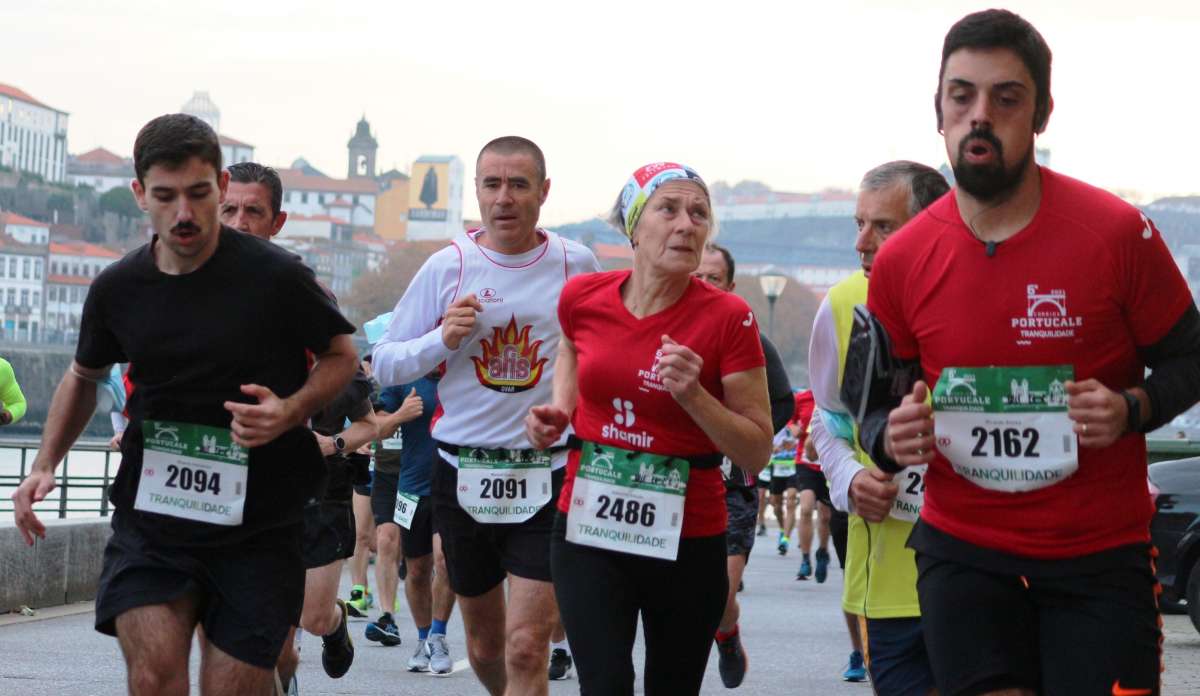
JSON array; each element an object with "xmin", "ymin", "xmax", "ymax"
[
  {"xmin": 46, "ymin": 193, "xmax": 74, "ymax": 223},
  {"xmin": 341, "ymin": 240, "xmax": 449, "ymax": 327},
  {"xmin": 99, "ymin": 187, "xmax": 141, "ymax": 219}
]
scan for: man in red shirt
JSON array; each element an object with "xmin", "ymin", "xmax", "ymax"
[{"xmin": 853, "ymin": 10, "xmax": 1200, "ymax": 696}]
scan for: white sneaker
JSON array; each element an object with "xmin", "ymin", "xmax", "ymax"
[
  {"xmin": 407, "ymin": 638, "xmax": 430, "ymax": 672},
  {"xmin": 428, "ymin": 633, "xmax": 452, "ymax": 674}
]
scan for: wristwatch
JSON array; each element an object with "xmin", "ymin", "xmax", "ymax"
[
  {"xmin": 1120, "ymin": 390, "xmax": 1141, "ymax": 434},
  {"xmin": 333, "ymin": 435, "xmax": 347, "ymax": 454}
]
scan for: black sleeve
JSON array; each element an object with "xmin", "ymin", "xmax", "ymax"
[
  {"xmin": 759, "ymin": 334, "xmax": 794, "ymax": 433},
  {"xmin": 75, "ymin": 271, "xmax": 125, "ymax": 369},
  {"xmin": 276, "ymin": 258, "xmax": 356, "ymax": 356},
  {"xmin": 1137, "ymin": 302, "xmax": 1200, "ymax": 432}
]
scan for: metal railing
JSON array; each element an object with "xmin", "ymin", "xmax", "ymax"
[{"xmin": 0, "ymin": 439, "xmax": 118, "ymax": 518}]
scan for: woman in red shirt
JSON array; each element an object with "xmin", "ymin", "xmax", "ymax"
[{"xmin": 526, "ymin": 162, "xmax": 772, "ymax": 695}]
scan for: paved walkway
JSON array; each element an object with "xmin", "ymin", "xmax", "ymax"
[{"xmin": 2, "ymin": 522, "xmax": 1198, "ymax": 694}]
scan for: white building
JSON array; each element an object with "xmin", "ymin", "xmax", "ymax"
[
  {"xmin": 44, "ymin": 241, "xmax": 121, "ymax": 341},
  {"xmin": 67, "ymin": 147, "xmax": 133, "ymax": 194},
  {"xmin": 278, "ymin": 165, "xmax": 378, "ymax": 228},
  {"xmin": 0, "ymin": 236, "xmax": 46, "ymax": 342},
  {"xmin": 181, "ymin": 91, "xmax": 220, "ymax": 134},
  {"xmin": 1, "ymin": 211, "xmax": 50, "ymax": 245},
  {"xmin": 0, "ymin": 83, "xmax": 69, "ymax": 183},
  {"xmin": 219, "ymin": 134, "xmax": 254, "ymax": 167},
  {"xmin": 277, "ymin": 213, "xmax": 351, "ymax": 241}
]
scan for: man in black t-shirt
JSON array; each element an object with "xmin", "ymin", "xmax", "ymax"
[{"xmin": 11, "ymin": 114, "xmax": 357, "ymax": 695}]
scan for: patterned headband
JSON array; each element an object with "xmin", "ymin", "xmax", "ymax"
[{"xmin": 619, "ymin": 162, "xmax": 706, "ymax": 240}]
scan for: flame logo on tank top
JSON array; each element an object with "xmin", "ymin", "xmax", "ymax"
[{"xmin": 471, "ymin": 315, "xmax": 548, "ymax": 393}]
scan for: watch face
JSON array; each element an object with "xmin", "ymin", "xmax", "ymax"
[{"xmin": 335, "ymin": 436, "xmax": 346, "ymax": 451}]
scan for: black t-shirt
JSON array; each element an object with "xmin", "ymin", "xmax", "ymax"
[
  {"xmin": 76, "ymin": 227, "xmax": 355, "ymax": 546},
  {"xmin": 310, "ymin": 367, "xmax": 373, "ymax": 502}
]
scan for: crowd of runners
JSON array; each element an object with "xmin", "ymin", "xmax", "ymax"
[{"xmin": 10, "ymin": 9, "xmax": 1200, "ymax": 696}]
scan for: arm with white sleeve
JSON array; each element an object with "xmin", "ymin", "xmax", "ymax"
[
  {"xmin": 371, "ymin": 248, "xmax": 464, "ymax": 388},
  {"xmin": 808, "ymin": 295, "xmax": 865, "ymax": 513}
]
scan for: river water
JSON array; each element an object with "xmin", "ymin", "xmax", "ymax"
[{"xmin": 0, "ymin": 440, "xmax": 120, "ymax": 519}]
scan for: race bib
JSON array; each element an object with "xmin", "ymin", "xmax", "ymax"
[
  {"xmin": 456, "ymin": 447, "xmax": 552, "ymax": 523},
  {"xmin": 890, "ymin": 464, "xmax": 927, "ymax": 522},
  {"xmin": 771, "ymin": 458, "xmax": 796, "ymax": 477},
  {"xmin": 381, "ymin": 429, "xmax": 403, "ymax": 451},
  {"xmin": 135, "ymin": 420, "xmax": 248, "ymax": 525},
  {"xmin": 933, "ymin": 365, "xmax": 1077, "ymax": 493},
  {"xmin": 393, "ymin": 491, "xmax": 420, "ymax": 529},
  {"xmin": 566, "ymin": 441, "xmax": 688, "ymax": 561}
]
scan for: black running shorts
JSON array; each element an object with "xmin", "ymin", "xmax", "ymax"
[
  {"xmin": 400, "ymin": 494, "xmax": 436, "ymax": 560},
  {"xmin": 793, "ymin": 466, "xmax": 833, "ymax": 506},
  {"xmin": 301, "ymin": 499, "xmax": 356, "ymax": 569},
  {"xmin": 430, "ymin": 456, "xmax": 564, "ymax": 597},
  {"xmin": 768, "ymin": 474, "xmax": 797, "ymax": 496},
  {"xmin": 914, "ymin": 527, "xmax": 1161, "ymax": 696},
  {"xmin": 370, "ymin": 470, "xmax": 399, "ymax": 527},
  {"xmin": 724, "ymin": 488, "xmax": 757, "ymax": 559},
  {"xmin": 95, "ymin": 511, "xmax": 304, "ymax": 670}
]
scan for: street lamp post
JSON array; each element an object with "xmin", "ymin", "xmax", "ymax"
[{"xmin": 758, "ymin": 271, "xmax": 789, "ymax": 342}]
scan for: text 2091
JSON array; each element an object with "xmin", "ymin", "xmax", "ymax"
[{"xmin": 480, "ymin": 478, "xmax": 527, "ymax": 499}]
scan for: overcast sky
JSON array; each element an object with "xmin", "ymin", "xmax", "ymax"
[{"xmin": 9, "ymin": 0, "xmax": 1199, "ymax": 225}]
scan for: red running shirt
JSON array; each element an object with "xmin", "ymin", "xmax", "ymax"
[
  {"xmin": 789, "ymin": 389, "xmax": 820, "ymax": 472},
  {"xmin": 868, "ymin": 168, "xmax": 1192, "ymax": 559},
  {"xmin": 555, "ymin": 270, "xmax": 766, "ymax": 538}
]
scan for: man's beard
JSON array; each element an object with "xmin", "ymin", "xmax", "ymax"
[{"xmin": 952, "ymin": 129, "xmax": 1032, "ymax": 202}]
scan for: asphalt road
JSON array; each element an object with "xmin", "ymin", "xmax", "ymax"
[{"xmin": 2, "ymin": 520, "xmax": 1198, "ymax": 695}]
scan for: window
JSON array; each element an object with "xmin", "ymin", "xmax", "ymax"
[
  {"xmin": 72, "ymin": 263, "xmax": 79, "ymax": 276},
  {"xmin": 301, "ymin": 192, "xmax": 308, "ymax": 204},
  {"xmin": 7, "ymin": 258, "xmax": 14, "ymax": 277},
  {"xmin": 20, "ymin": 289, "xmax": 28, "ymax": 307},
  {"xmin": 6, "ymin": 288, "xmax": 14, "ymax": 306},
  {"xmin": 34, "ymin": 259, "xmax": 41, "ymax": 280},
  {"xmin": 50, "ymin": 261, "xmax": 57, "ymax": 275},
  {"xmin": 32, "ymin": 291, "xmax": 39, "ymax": 307},
  {"xmin": 21, "ymin": 258, "xmax": 29, "ymax": 279},
  {"xmin": 48, "ymin": 287, "xmax": 56, "ymax": 301}
]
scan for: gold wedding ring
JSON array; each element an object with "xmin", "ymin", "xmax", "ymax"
[{"xmin": 1082, "ymin": 422, "xmax": 1088, "ymax": 434}]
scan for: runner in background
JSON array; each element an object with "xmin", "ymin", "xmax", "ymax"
[
  {"xmin": 810, "ymin": 159, "xmax": 948, "ymax": 691},
  {"xmin": 345, "ymin": 354, "xmax": 379, "ymax": 618},
  {"xmin": 694, "ymin": 242, "xmax": 794, "ymax": 688},
  {"xmin": 789, "ymin": 390, "xmax": 833, "ymax": 582},
  {"xmin": 767, "ymin": 431, "xmax": 798, "ymax": 555}
]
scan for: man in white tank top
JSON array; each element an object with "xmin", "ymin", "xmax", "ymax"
[{"xmin": 372, "ymin": 136, "xmax": 600, "ymax": 696}]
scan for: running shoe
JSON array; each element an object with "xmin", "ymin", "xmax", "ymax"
[
  {"xmin": 777, "ymin": 533, "xmax": 789, "ymax": 555},
  {"xmin": 407, "ymin": 638, "xmax": 430, "ymax": 672},
  {"xmin": 346, "ymin": 585, "xmax": 372, "ymax": 618},
  {"xmin": 756, "ymin": 524, "xmax": 767, "ymax": 537},
  {"xmin": 842, "ymin": 650, "xmax": 866, "ymax": 682},
  {"xmin": 428, "ymin": 633, "xmax": 453, "ymax": 674},
  {"xmin": 364, "ymin": 612, "xmax": 401, "ymax": 647},
  {"xmin": 797, "ymin": 555, "xmax": 812, "ymax": 580},
  {"xmin": 716, "ymin": 633, "xmax": 748, "ymax": 688},
  {"xmin": 815, "ymin": 548, "xmax": 830, "ymax": 584},
  {"xmin": 321, "ymin": 599, "xmax": 354, "ymax": 679},
  {"xmin": 548, "ymin": 648, "xmax": 574, "ymax": 680}
]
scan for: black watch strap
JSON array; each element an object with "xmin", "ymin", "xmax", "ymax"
[
  {"xmin": 1121, "ymin": 390, "xmax": 1141, "ymax": 434},
  {"xmin": 334, "ymin": 435, "xmax": 347, "ymax": 453}
]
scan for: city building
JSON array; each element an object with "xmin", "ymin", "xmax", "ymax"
[
  {"xmin": 1, "ymin": 211, "xmax": 50, "ymax": 245},
  {"xmin": 66, "ymin": 147, "xmax": 133, "ymax": 194},
  {"xmin": 0, "ymin": 236, "xmax": 47, "ymax": 342},
  {"xmin": 373, "ymin": 169, "xmax": 410, "ymax": 240},
  {"xmin": 278, "ymin": 160, "xmax": 378, "ymax": 228},
  {"xmin": 714, "ymin": 189, "xmax": 856, "ymax": 222},
  {"xmin": 44, "ymin": 241, "xmax": 121, "ymax": 343},
  {"xmin": 348, "ymin": 117, "xmax": 377, "ymax": 179},
  {"xmin": 0, "ymin": 82, "xmax": 69, "ymax": 183},
  {"xmin": 406, "ymin": 155, "xmax": 464, "ymax": 241},
  {"xmin": 180, "ymin": 91, "xmax": 254, "ymax": 167}
]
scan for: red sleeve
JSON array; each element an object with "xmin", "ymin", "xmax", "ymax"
[
  {"xmin": 867, "ymin": 238, "xmax": 919, "ymax": 359},
  {"xmin": 719, "ymin": 297, "xmax": 766, "ymax": 377},
  {"xmin": 1120, "ymin": 214, "xmax": 1193, "ymax": 346},
  {"xmin": 558, "ymin": 275, "xmax": 582, "ymax": 343}
]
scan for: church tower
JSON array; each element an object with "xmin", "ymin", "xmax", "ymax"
[{"xmin": 347, "ymin": 116, "xmax": 378, "ymax": 179}]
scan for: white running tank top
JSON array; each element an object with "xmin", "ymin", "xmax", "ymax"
[{"xmin": 432, "ymin": 229, "xmax": 576, "ymax": 454}]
